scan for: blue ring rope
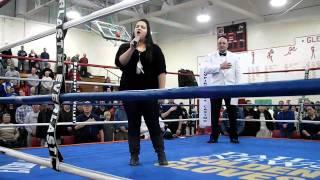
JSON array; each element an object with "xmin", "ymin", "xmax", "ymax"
[{"xmin": 1, "ymin": 79, "xmax": 319, "ymax": 104}]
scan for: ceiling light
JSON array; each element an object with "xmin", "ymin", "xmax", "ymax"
[
  {"xmin": 270, "ymin": 0, "xmax": 287, "ymax": 7},
  {"xmin": 197, "ymin": 14, "xmax": 211, "ymax": 23},
  {"xmin": 67, "ymin": 11, "xmax": 81, "ymax": 20}
]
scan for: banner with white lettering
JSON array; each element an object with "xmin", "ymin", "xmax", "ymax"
[
  {"xmin": 198, "ymin": 56, "xmax": 211, "ymax": 128},
  {"xmin": 240, "ymin": 34, "xmax": 320, "ymax": 83}
]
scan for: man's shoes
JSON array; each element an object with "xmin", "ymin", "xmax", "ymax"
[
  {"xmin": 158, "ymin": 152, "xmax": 168, "ymax": 166},
  {"xmin": 230, "ymin": 138, "xmax": 240, "ymax": 144},
  {"xmin": 207, "ymin": 139, "xmax": 218, "ymax": 143},
  {"xmin": 129, "ymin": 155, "xmax": 140, "ymax": 166}
]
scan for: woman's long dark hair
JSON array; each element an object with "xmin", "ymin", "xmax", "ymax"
[{"xmin": 132, "ymin": 19, "xmax": 154, "ymax": 63}]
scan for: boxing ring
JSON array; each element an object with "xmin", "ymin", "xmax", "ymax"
[
  {"xmin": 1, "ymin": 78, "xmax": 320, "ymax": 179},
  {"xmin": 1, "ymin": 136, "xmax": 320, "ymax": 179}
]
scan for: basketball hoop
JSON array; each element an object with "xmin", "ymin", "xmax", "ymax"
[{"xmin": 91, "ymin": 20, "xmax": 131, "ymax": 43}]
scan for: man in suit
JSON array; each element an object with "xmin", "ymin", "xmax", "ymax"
[{"xmin": 202, "ymin": 36, "xmax": 241, "ymax": 144}]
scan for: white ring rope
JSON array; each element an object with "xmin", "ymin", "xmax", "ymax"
[
  {"xmin": 0, "ymin": 0, "xmax": 150, "ymax": 52},
  {"xmin": 0, "ymin": 146, "xmax": 129, "ymax": 180},
  {"xmin": 1, "ymin": 118, "xmax": 319, "ymax": 128}
]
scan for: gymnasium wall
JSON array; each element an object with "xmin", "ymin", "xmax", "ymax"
[
  {"xmin": 0, "ymin": 15, "xmax": 122, "ymax": 80},
  {"xmin": 0, "ymin": 15, "xmax": 319, "ymax": 103},
  {"xmin": 159, "ymin": 18, "xmax": 320, "ymax": 103}
]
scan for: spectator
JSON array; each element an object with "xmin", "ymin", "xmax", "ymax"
[
  {"xmin": 65, "ymin": 56, "xmax": 71, "ymax": 76},
  {"xmin": 74, "ymin": 101, "xmax": 104, "ymax": 143},
  {"xmin": 25, "ymin": 105, "xmax": 40, "ymax": 146},
  {"xmin": 95, "ymin": 101, "xmax": 107, "ymax": 120},
  {"xmin": 114, "ymin": 104, "xmax": 128, "ymax": 141},
  {"xmin": 40, "ymin": 48, "xmax": 50, "ymax": 70},
  {"xmin": 7, "ymin": 87, "xmax": 17, "ymax": 97},
  {"xmin": 19, "ymin": 81, "xmax": 30, "ymax": 96},
  {"xmin": 15, "ymin": 90, "xmax": 32, "ymax": 147},
  {"xmin": 1, "ymin": 43, "xmax": 12, "ymax": 69},
  {"xmin": 27, "ymin": 67, "xmax": 40, "ymax": 94},
  {"xmin": 76, "ymin": 103, "xmax": 84, "ymax": 116},
  {"xmin": 160, "ymin": 99, "xmax": 183, "ymax": 136},
  {"xmin": 103, "ymin": 76, "xmax": 114, "ymax": 92},
  {"xmin": 276, "ymin": 105, "xmax": 296, "ymax": 138},
  {"xmin": 79, "ymin": 53, "xmax": 89, "ymax": 77},
  {"xmin": 6, "ymin": 104, "xmax": 17, "ymax": 124},
  {"xmin": 67, "ymin": 66, "xmax": 81, "ymax": 81},
  {"xmin": 255, "ymin": 106, "xmax": 275, "ymax": 138},
  {"xmin": 273, "ymin": 100, "xmax": 284, "ymax": 120},
  {"xmin": 5, "ymin": 59, "xmax": 15, "ymax": 71},
  {"xmin": 1, "ymin": 79, "xmax": 13, "ymax": 97},
  {"xmin": 40, "ymin": 70, "xmax": 53, "ymax": 95},
  {"xmin": 103, "ymin": 111, "xmax": 114, "ymax": 142},
  {"xmin": 240, "ymin": 106, "xmax": 274, "ymax": 137},
  {"xmin": 40, "ymin": 63, "xmax": 54, "ymax": 79},
  {"xmin": 36, "ymin": 104, "xmax": 58, "ymax": 146},
  {"xmin": 17, "ymin": 46, "xmax": 28, "ymax": 72},
  {"xmin": 34, "ymin": 62, "xmax": 41, "ymax": 76},
  {"xmin": 71, "ymin": 54, "xmax": 79, "ymax": 62},
  {"xmin": 141, "ymin": 116, "xmax": 172, "ymax": 140},
  {"xmin": 59, "ymin": 103, "xmax": 73, "ymax": 136},
  {"xmin": 28, "ymin": 49, "xmax": 38, "ymax": 71},
  {"xmin": 243, "ymin": 100, "xmax": 256, "ymax": 118},
  {"xmin": 0, "ymin": 113, "xmax": 20, "ymax": 148},
  {"xmin": 301, "ymin": 106, "xmax": 320, "ymax": 140},
  {"xmin": 4, "ymin": 64, "xmax": 20, "ymax": 89},
  {"xmin": 30, "ymin": 86, "xmax": 37, "ymax": 96},
  {"xmin": 178, "ymin": 102, "xmax": 194, "ymax": 136},
  {"xmin": 221, "ymin": 107, "xmax": 245, "ymax": 136}
]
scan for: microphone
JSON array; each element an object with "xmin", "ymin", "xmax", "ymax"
[
  {"xmin": 132, "ymin": 33, "xmax": 140, "ymax": 48},
  {"xmin": 133, "ymin": 41, "xmax": 138, "ymax": 48}
]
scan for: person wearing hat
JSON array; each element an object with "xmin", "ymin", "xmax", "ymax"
[{"xmin": 74, "ymin": 101, "xmax": 104, "ymax": 143}]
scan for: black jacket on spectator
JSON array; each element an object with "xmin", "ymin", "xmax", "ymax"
[
  {"xmin": 40, "ymin": 52, "xmax": 49, "ymax": 59},
  {"xmin": 59, "ymin": 109, "xmax": 73, "ymax": 136},
  {"xmin": 75, "ymin": 113, "xmax": 103, "ymax": 143},
  {"xmin": 1, "ymin": 49, "xmax": 12, "ymax": 57},
  {"xmin": 161, "ymin": 105, "xmax": 183, "ymax": 133},
  {"xmin": 243, "ymin": 108, "xmax": 256, "ymax": 117},
  {"xmin": 36, "ymin": 107, "xmax": 62, "ymax": 139},
  {"xmin": 36, "ymin": 108, "xmax": 52, "ymax": 139},
  {"xmin": 301, "ymin": 116, "xmax": 320, "ymax": 138},
  {"xmin": 18, "ymin": 50, "xmax": 27, "ymax": 60},
  {"xmin": 1, "ymin": 49, "xmax": 12, "ymax": 68},
  {"xmin": 240, "ymin": 110, "xmax": 274, "ymax": 136}
]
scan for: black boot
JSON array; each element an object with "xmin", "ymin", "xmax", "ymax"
[
  {"xmin": 129, "ymin": 154, "xmax": 140, "ymax": 166},
  {"xmin": 207, "ymin": 134, "xmax": 218, "ymax": 143},
  {"xmin": 157, "ymin": 151, "xmax": 168, "ymax": 166},
  {"xmin": 229, "ymin": 133, "xmax": 239, "ymax": 144},
  {"xmin": 128, "ymin": 136, "xmax": 140, "ymax": 166},
  {"xmin": 150, "ymin": 135, "xmax": 168, "ymax": 166}
]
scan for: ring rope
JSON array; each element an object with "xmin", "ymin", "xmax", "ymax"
[
  {"xmin": 0, "ymin": 79, "xmax": 319, "ymax": 104},
  {"xmin": 0, "ymin": 146, "xmax": 129, "ymax": 180},
  {"xmin": 1, "ymin": 118, "xmax": 320, "ymax": 128},
  {"xmin": 0, "ymin": 0, "xmax": 150, "ymax": 52}
]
